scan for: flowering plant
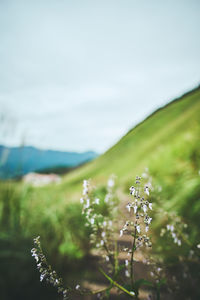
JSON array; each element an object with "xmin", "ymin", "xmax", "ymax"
[{"xmin": 31, "ymin": 175, "xmax": 167, "ymax": 299}]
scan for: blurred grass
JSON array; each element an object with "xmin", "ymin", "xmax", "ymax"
[{"xmin": 0, "ymin": 87, "xmax": 200, "ymax": 299}]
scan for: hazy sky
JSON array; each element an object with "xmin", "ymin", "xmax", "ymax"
[{"xmin": 0, "ymin": 0, "xmax": 200, "ymax": 153}]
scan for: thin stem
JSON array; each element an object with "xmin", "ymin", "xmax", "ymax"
[
  {"xmin": 99, "ymin": 268, "xmax": 136, "ymax": 298},
  {"xmin": 130, "ymin": 226, "xmax": 137, "ymax": 287}
]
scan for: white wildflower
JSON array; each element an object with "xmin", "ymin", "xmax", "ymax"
[
  {"xmin": 177, "ymin": 240, "xmax": 181, "ymax": 246},
  {"xmin": 157, "ymin": 267, "xmax": 162, "ymax": 273},
  {"xmin": 83, "ymin": 187, "xmax": 88, "ymax": 195},
  {"xmin": 133, "ymin": 204, "xmax": 137, "ymax": 214},
  {"xmin": 147, "ymin": 217, "xmax": 152, "ymax": 224},
  {"xmin": 144, "ymin": 186, "xmax": 149, "ymax": 195},
  {"xmin": 103, "ymin": 221, "xmax": 107, "ymax": 226},
  {"xmin": 75, "ymin": 284, "xmax": 80, "ymax": 290},
  {"xmin": 125, "ymin": 259, "xmax": 129, "ymax": 266},
  {"xmin": 136, "ymin": 225, "xmax": 140, "ymax": 233},
  {"xmin": 149, "ymin": 203, "xmax": 152, "ymax": 210},
  {"xmin": 108, "ymin": 220, "xmax": 112, "ymax": 226},
  {"xmin": 104, "ymin": 194, "xmax": 110, "ymax": 203},
  {"xmin": 142, "ymin": 204, "xmax": 148, "ymax": 213},
  {"xmin": 120, "ymin": 230, "xmax": 123, "ymax": 237},
  {"xmin": 101, "ymin": 231, "xmax": 106, "ymax": 238},
  {"xmin": 125, "ymin": 270, "xmax": 130, "ymax": 277},
  {"xmin": 40, "ymin": 273, "xmax": 45, "ymax": 282},
  {"xmin": 126, "ymin": 203, "xmax": 131, "ymax": 212},
  {"xmin": 95, "ymin": 198, "xmax": 100, "ymax": 205},
  {"xmin": 129, "ymin": 186, "xmax": 135, "ymax": 195},
  {"xmin": 172, "ymin": 232, "xmax": 176, "ymax": 237},
  {"xmin": 108, "ymin": 178, "xmax": 114, "ymax": 187},
  {"xmin": 86, "ymin": 199, "xmax": 90, "ymax": 208}
]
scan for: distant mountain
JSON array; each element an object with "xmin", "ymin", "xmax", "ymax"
[{"xmin": 0, "ymin": 145, "xmax": 98, "ymax": 179}]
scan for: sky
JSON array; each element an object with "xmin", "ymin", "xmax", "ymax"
[{"xmin": 0, "ymin": 0, "xmax": 200, "ymax": 153}]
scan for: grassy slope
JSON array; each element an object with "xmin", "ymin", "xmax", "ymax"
[
  {"xmin": 21, "ymin": 88, "xmax": 200, "ymax": 239},
  {"xmin": 59, "ymin": 87, "xmax": 200, "ymax": 193}
]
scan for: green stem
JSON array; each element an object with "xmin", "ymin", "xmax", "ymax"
[
  {"xmin": 130, "ymin": 224, "xmax": 137, "ymax": 287},
  {"xmin": 99, "ymin": 268, "xmax": 136, "ymax": 298},
  {"xmin": 156, "ymin": 286, "xmax": 160, "ymax": 300}
]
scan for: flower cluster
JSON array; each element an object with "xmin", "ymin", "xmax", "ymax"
[
  {"xmin": 160, "ymin": 213, "xmax": 188, "ymax": 247},
  {"xmin": 80, "ymin": 176, "xmax": 116, "ymax": 260},
  {"xmin": 31, "ymin": 236, "xmax": 69, "ymax": 299},
  {"xmin": 120, "ymin": 176, "xmax": 153, "ymax": 249},
  {"xmin": 166, "ymin": 224, "xmax": 181, "ymax": 246}
]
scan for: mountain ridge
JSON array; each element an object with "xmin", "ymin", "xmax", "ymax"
[{"xmin": 0, "ymin": 145, "xmax": 98, "ymax": 179}]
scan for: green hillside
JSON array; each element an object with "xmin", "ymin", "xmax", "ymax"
[
  {"xmin": 60, "ymin": 87, "xmax": 200, "ymax": 241},
  {"xmin": 61, "ymin": 86, "xmax": 200, "ymax": 196},
  {"xmin": 1, "ymin": 87, "xmax": 200, "ymax": 300}
]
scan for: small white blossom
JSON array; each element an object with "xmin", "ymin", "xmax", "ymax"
[
  {"xmin": 133, "ymin": 205, "xmax": 137, "ymax": 214},
  {"xmin": 101, "ymin": 231, "xmax": 106, "ymax": 237},
  {"xmin": 125, "ymin": 259, "xmax": 129, "ymax": 266},
  {"xmin": 105, "ymin": 256, "xmax": 109, "ymax": 261},
  {"xmin": 172, "ymin": 232, "xmax": 176, "ymax": 239},
  {"xmin": 86, "ymin": 199, "xmax": 90, "ymax": 208},
  {"xmin": 142, "ymin": 204, "xmax": 148, "ymax": 213},
  {"xmin": 129, "ymin": 186, "xmax": 135, "ymax": 195},
  {"xmin": 108, "ymin": 220, "xmax": 112, "ymax": 226},
  {"xmin": 136, "ymin": 225, "xmax": 140, "ymax": 233},
  {"xmin": 197, "ymin": 244, "xmax": 200, "ymax": 249},
  {"xmin": 149, "ymin": 203, "xmax": 153, "ymax": 210},
  {"xmin": 108, "ymin": 178, "xmax": 115, "ymax": 187},
  {"xmin": 95, "ymin": 198, "xmax": 100, "ymax": 205},
  {"xmin": 120, "ymin": 230, "xmax": 123, "ymax": 237},
  {"xmin": 144, "ymin": 186, "xmax": 149, "ymax": 195},
  {"xmin": 40, "ymin": 273, "xmax": 45, "ymax": 282},
  {"xmin": 90, "ymin": 218, "xmax": 95, "ymax": 225},
  {"xmin": 130, "ymin": 291, "xmax": 135, "ymax": 296},
  {"xmin": 177, "ymin": 240, "xmax": 181, "ymax": 246},
  {"xmin": 83, "ymin": 188, "xmax": 88, "ymax": 195},
  {"xmin": 147, "ymin": 217, "xmax": 152, "ymax": 224},
  {"xmin": 126, "ymin": 204, "xmax": 131, "ymax": 212},
  {"xmin": 100, "ymin": 240, "xmax": 104, "ymax": 246},
  {"xmin": 75, "ymin": 284, "xmax": 80, "ymax": 290},
  {"xmin": 157, "ymin": 268, "xmax": 162, "ymax": 273},
  {"xmin": 104, "ymin": 194, "xmax": 110, "ymax": 203},
  {"xmin": 145, "ymin": 226, "xmax": 149, "ymax": 232},
  {"xmin": 83, "ymin": 180, "xmax": 87, "ymax": 187},
  {"xmin": 125, "ymin": 270, "xmax": 130, "ymax": 277},
  {"xmin": 80, "ymin": 198, "xmax": 84, "ymax": 204}
]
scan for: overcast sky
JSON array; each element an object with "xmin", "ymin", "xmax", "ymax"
[{"xmin": 0, "ymin": 0, "xmax": 199, "ymax": 153}]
